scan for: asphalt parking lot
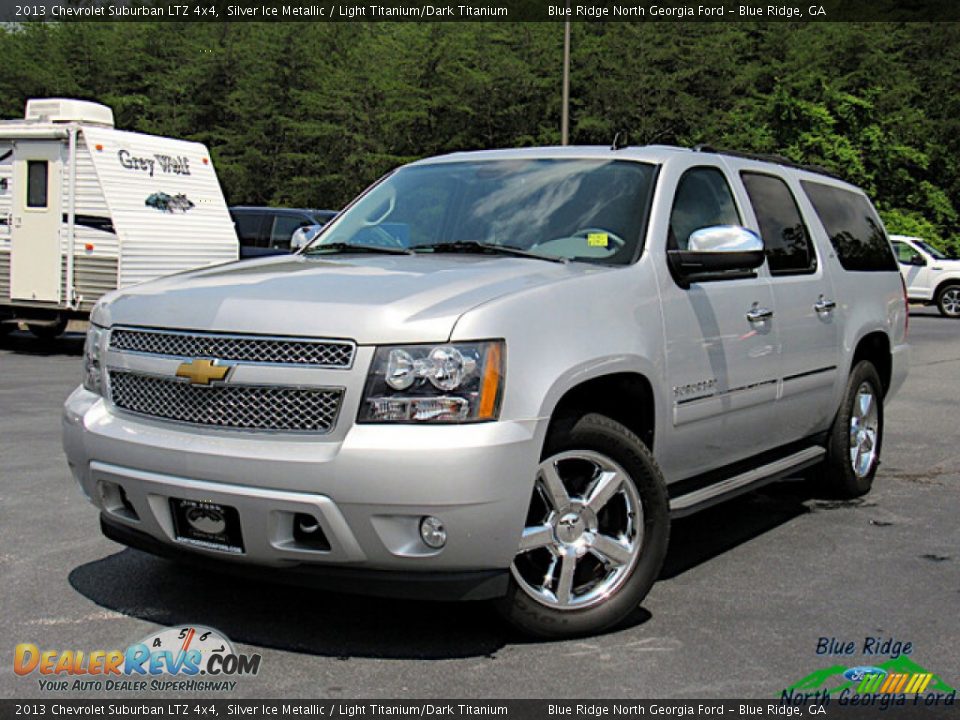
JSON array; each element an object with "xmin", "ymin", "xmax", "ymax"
[{"xmin": 1, "ymin": 309, "xmax": 957, "ymax": 700}]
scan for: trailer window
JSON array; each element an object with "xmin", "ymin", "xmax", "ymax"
[{"xmin": 27, "ymin": 160, "xmax": 48, "ymax": 208}]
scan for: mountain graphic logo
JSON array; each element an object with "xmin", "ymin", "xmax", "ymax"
[{"xmin": 784, "ymin": 656, "xmax": 956, "ymax": 695}]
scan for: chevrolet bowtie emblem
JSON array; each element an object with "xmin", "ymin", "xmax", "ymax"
[{"xmin": 175, "ymin": 358, "xmax": 233, "ymax": 386}]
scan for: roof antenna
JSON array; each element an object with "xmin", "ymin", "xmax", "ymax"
[{"xmin": 611, "ymin": 132, "xmax": 628, "ymax": 151}]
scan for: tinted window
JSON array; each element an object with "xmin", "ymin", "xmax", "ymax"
[
  {"xmin": 669, "ymin": 167, "xmax": 740, "ymax": 251},
  {"xmin": 271, "ymin": 215, "xmax": 311, "ymax": 248},
  {"xmin": 233, "ymin": 213, "xmax": 267, "ymax": 247},
  {"xmin": 310, "ymin": 210, "xmax": 338, "ymax": 225},
  {"xmin": 27, "ymin": 160, "xmax": 48, "ymax": 208},
  {"xmin": 741, "ymin": 172, "xmax": 815, "ymax": 275},
  {"xmin": 801, "ymin": 181, "xmax": 897, "ymax": 272}
]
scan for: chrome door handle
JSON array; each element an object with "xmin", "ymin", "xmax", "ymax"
[
  {"xmin": 746, "ymin": 305, "xmax": 774, "ymax": 323},
  {"xmin": 814, "ymin": 296, "xmax": 837, "ymax": 314}
]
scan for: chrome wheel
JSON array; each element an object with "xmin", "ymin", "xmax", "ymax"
[
  {"xmin": 849, "ymin": 382, "xmax": 879, "ymax": 478},
  {"xmin": 941, "ymin": 287, "xmax": 960, "ymax": 316},
  {"xmin": 511, "ymin": 450, "xmax": 643, "ymax": 610}
]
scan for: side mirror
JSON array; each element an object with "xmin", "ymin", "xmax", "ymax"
[
  {"xmin": 290, "ymin": 225, "xmax": 323, "ymax": 251},
  {"xmin": 669, "ymin": 226, "xmax": 765, "ymax": 281},
  {"xmin": 909, "ymin": 253, "xmax": 926, "ymax": 267}
]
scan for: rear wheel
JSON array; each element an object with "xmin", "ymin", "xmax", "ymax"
[
  {"xmin": 812, "ymin": 361, "xmax": 884, "ymax": 498},
  {"xmin": 495, "ymin": 413, "xmax": 669, "ymax": 638},
  {"xmin": 936, "ymin": 283, "xmax": 960, "ymax": 318}
]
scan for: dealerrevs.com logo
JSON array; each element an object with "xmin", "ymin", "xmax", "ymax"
[{"xmin": 14, "ymin": 625, "xmax": 261, "ymax": 692}]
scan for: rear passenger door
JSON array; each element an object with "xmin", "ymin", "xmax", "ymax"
[{"xmin": 736, "ymin": 168, "xmax": 840, "ymax": 443}]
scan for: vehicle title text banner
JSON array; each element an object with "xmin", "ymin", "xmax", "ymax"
[
  {"xmin": 2, "ymin": 700, "xmax": 960, "ymax": 720},
  {"xmin": 2, "ymin": 0, "xmax": 958, "ymax": 22}
]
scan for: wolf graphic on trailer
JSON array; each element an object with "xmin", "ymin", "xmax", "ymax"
[{"xmin": 0, "ymin": 98, "xmax": 238, "ymax": 337}]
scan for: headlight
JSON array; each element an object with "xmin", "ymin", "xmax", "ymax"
[
  {"xmin": 359, "ymin": 341, "xmax": 504, "ymax": 423},
  {"xmin": 83, "ymin": 325, "xmax": 105, "ymax": 395}
]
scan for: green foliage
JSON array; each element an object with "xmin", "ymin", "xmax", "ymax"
[
  {"xmin": 0, "ymin": 21, "xmax": 957, "ymax": 245},
  {"xmin": 880, "ymin": 209, "xmax": 942, "ymax": 243}
]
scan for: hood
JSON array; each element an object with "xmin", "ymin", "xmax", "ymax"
[{"xmin": 95, "ymin": 254, "xmax": 608, "ymax": 344}]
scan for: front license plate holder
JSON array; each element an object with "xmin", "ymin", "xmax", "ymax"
[{"xmin": 169, "ymin": 498, "xmax": 244, "ymax": 554}]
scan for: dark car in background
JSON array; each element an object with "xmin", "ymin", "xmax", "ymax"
[{"xmin": 230, "ymin": 206, "xmax": 338, "ymax": 258}]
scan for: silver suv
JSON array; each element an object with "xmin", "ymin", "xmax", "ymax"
[{"xmin": 63, "ymin": 146, "xmax": 909, "ymax": 637}]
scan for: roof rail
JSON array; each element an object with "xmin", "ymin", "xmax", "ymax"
[{"xmin": 692, "ymin": 145, "xmax": 843, "ymax": 181}]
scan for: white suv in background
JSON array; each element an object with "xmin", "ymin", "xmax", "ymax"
[{"xmin": 891, "ymin": 235, "xmax": 960, "ymax": 317}]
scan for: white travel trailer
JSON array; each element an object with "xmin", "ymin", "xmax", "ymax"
[{"xmin": 0, "ymin": 98, "xmax": 238, "ymax": 337}]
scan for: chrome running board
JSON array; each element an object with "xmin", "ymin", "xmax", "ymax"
[{"xmin": 669, "ymin": 446, "xmax": 826, "ymax": 518}]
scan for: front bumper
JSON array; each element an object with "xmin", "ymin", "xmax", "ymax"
[
  {"xmin": 63, "ymin": 387, "xmax": 545, "ymax": 596},
  {"xmin": 100, "ymin": 516, "xmax": 509, "ymax": 601}
]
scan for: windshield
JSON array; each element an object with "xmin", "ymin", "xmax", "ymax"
[
  {"xmin": 915, "ymin": 239, "xmax": 948, "ymax": 260},
  {"xmin": 305, "ymin": 159, "xmax": 656, "ymax": 264}
]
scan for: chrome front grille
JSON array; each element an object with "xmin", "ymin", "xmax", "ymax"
[
  {"xmin": 108, "ymin": 371, "xmax": 343, "ymax": 433},
  {"xmin": 109, "ymin": 327, "xmax": 355, "ymax": 368}
]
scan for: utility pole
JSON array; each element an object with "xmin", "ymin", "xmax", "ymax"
[{"xmin": 561, "ymin": 11, "xmax": 570, "ymax": 146}]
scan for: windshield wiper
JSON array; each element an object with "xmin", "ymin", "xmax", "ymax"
[
  {"xmin": 409, "ymin": 241, "xmax": 567, "ymax": 263},
  {"xmin": 303, "ymin": 242, "xmax": 413, "ymax": 256}
]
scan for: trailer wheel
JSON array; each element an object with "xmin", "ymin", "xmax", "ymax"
[{"xmin": 28, "ymin": 318, "xmax": 68, "ymax": 340}]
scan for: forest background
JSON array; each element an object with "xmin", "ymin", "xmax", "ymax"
[{"xmin": 3, "ymin": 21, "xmax": 958, "ymax": 252}]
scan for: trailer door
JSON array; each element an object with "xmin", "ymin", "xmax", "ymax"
[{"xmin": 10, "ymin": 141, "xmax": 62, "ymax": 302}]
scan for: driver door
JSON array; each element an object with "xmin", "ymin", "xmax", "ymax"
[
  {"xmin": 893, "ymin": 240, "xmax": 932, "ymax": 299},
  {"xmin": 656, "ymin": 164, "xmax": 780, "ymax": 481}
]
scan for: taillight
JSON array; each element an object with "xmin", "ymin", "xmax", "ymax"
[{"xmin": 900, "ymin": 274, "xmax": 909, "ymax": 338}]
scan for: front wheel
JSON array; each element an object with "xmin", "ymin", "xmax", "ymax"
[
  {"xmin": 936, "ymin": 283, "xmax": 960, "ymax": 318},
  {"xmin": 495, "ymin": 413, "xmax": 669, "ymax": 638}
]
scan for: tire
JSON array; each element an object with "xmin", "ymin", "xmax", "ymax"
[
  {"xmin": 27, "ymin": 318, "xmax": 67, "ymax": 340},
  {"xmin": 812, "ymin": 361, "xmax": 884, "ymax": 498},
  {"xmin": 495, "ymin": 413, "xmax": 670, "ymax": 639},
  {"xmin": 936, "ymin": 283, "xmax": 960, "ymax": 318}
]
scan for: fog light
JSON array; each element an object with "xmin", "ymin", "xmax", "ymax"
[
  {"xmin": 97, "ymin": 480, "xmax": 139, "ymax": 522},
  {"xmin": 419, "ymin": 516, "xmax": 447, "ymax": 549},
  {"xmin": 293, "ymin": 512, "xmax": 330, "ymax": 550}
]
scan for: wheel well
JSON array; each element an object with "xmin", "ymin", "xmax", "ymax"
[
  {"xmin": 852, "ymin": 332, "xmax": 892, "ymax": 396},
  {"xmin": 548, "ymin": 373, "xmax": 655, "ymax": 449},
  {"xmin": 934, "ymin": 278, "xmax": 960, "ymax": 301}
]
